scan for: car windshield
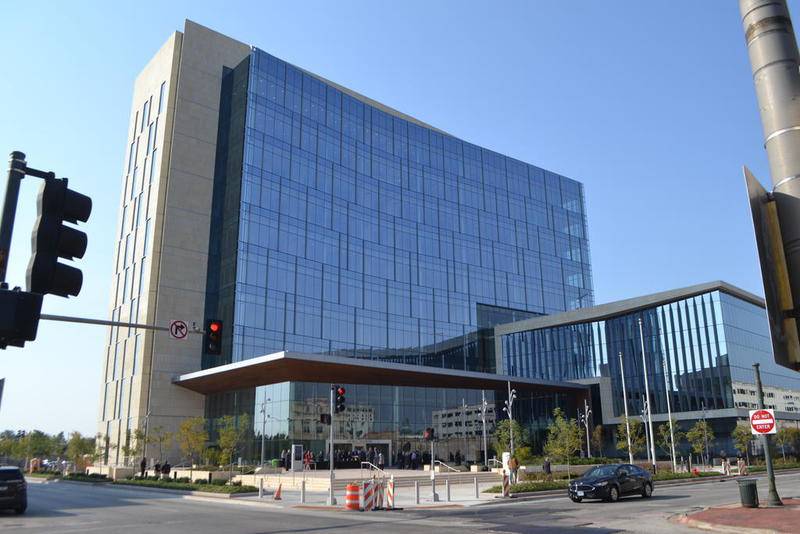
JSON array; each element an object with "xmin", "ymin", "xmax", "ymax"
[
  {"xmin": 0, "ymin": 469, "xmax": 23, "ymax": 481},
  {"xmin": 584, "ymin": 466, "xmax": 619, "ymax": 478}
]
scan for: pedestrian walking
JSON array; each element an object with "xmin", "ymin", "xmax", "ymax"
[
  {"xmin": 139, "ymin": 457, "xmax": 146, "ymax": 478},
  {"xmin": 543, "ymin": 457, "xmax": 552, "ymax": 481},
  {"xmin": 154, "ymin": 462, "xmax": 161, "ymax": 476},
  {"xmin": 161, "ymin": 462, "xmax": 171, "ymax": 479}
]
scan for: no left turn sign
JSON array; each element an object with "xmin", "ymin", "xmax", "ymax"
[
  {"xmin": 169, "ymin": 319, "xmax": 188, "ymax": 341},
  {"xmin": 749, "ymin": 408, "xmax": 777, "ymax": 435}
]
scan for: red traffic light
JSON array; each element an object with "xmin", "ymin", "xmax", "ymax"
[
  {"xmin": 209, "ymin": 321, "xmax": 221, "ymax": 333},
  {"xmin": 336, "ymin": 387, "xmax": 346, "ymax": 396}
]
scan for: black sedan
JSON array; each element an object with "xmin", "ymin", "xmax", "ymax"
[
  {"xmin": 568, "ymin": 464, "xmax": 653, "ymax": 503},
  {"xmin": 0, "ymin": 466, "xmax": 27, "ymax": 514}
]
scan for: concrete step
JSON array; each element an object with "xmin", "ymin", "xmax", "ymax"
[{"xmin": 236, "ymin": 471, "xmax": 502, "ymax": 492}]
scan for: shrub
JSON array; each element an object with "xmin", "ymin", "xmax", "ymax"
[
  {"xmin": 176, "ymin": 477, "xmax": 191, "ymax": 483},
  {"xmin": 112, "ymin": 479, "xmax": 257, "ymax": 494},
  {"xmin": 210, "ymin": 479, "xmax": 227, "ymax": 486},
  {"xmin": 485, "ymin": 480, "xmax": 569, "ymax": 493}
]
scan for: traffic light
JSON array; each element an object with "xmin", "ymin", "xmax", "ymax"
[
  {"xmin": 26, "ymin": 177, "xmax": 91, "ymax": 297},
  {"xmin": 423, "ymin": 427, "xmax": 435, "ymax": 441},
  {"xmin": 0, "ymin": 288, "xmax": 43, "ymax": 348},
  {"xmin": 205, "ymin": 319, "xmax": 222, "ymax": 354},
  {"xmin": 335, "ymin": 385, "xmax": 346, "ymax": 413}
]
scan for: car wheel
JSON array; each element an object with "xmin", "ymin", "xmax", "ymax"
[
  {"xmin": 570, "ymin": 496, "xmax": 582, "ymax": 503},
  {"xmin": 642, "ymin": 483, "xmax": 653, "ymax": 498},
  {"xmin": 14, "ymin": 506, "xmax": 26, "ymax": 515},
  {"xmin": 607, "ymin": 486, "xmax": 619, "ymax": 503}
]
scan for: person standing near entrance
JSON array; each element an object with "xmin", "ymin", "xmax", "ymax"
[{"xmin": 378, "ymin": 452, "xmax": 385, "ymax": 470}]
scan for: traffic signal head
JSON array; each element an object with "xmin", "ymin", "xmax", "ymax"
[
  {"xmin": 423, "ymin": 427, "xmax": 435, "ymax": 441},
  {"xmin": 26, "ymin": 178, "xmax": 92, "ymax": 297},
  {"xmin": 206, "ymin": 319, "xmax": 223, "ymax": 354},
  {"xmin": 335, "ymin": 385, "xmax": 346, "ymax": 413}
]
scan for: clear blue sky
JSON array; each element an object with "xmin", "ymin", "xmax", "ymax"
[{"xmin": 0, "ymin": 0, "xmax": 785, "ymax": 435}]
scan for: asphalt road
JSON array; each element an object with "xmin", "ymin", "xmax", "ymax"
[{"xmin": 2, "ymin": 472, "xmax": 799, "ymax": 533}]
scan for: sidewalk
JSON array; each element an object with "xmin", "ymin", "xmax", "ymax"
[{"xmin": 675, "ymin": 497, "xmax": 800, "ymax": 533}]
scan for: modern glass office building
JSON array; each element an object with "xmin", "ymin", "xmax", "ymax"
[
  {"xmin": 200, "ymin": 46, "xmax": 594, "ymax": 461},
  {"xmin": 495, "ymin": 282, "xmax": 800, "ymax": 455}
]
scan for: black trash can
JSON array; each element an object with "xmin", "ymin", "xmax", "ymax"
[{"xmin": 737, "ymin": 478, "xmax": 759, "ymax": 508}]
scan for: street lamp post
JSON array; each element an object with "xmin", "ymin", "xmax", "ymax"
[
  {"xmin": 619, "ymin": 352, "xmax": 634, "ymax": 464},
  {"xmin": 638, "ymin": 317, "xmax": 657, "ymax": 472},
  {"xmin": 641, "ymin": 404, "xmax": 651, "ymax": 464},
  {"xmin": 502, "ymin": 381, "xmax": 517, "ymax": 456},
  {"xmin": 661, "ymin": 355, "xmax": 677, "ymax": 472},
  {"xmin": 700, "ymin": 403, "xmax": 709, "ymax": 469},
  {"xmin": 579, "ymin": 398, "xmax": 592, "ymax": 458},
  {"xmin": 259, "ymin": 394, "xmax": 270, "ymax": 469},
  {"xmin": 480, "ymin": 390, "xmax": 489, "ymax": 468}
]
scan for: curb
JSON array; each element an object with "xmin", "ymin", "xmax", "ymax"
[{"xmin": 671, "ymin": 512, "xmax": 778, "ymax": 534}]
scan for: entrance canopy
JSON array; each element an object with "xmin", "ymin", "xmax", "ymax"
[{"xmin": 173, "ymin": 350, "xmax": 589, "ymax": 396}]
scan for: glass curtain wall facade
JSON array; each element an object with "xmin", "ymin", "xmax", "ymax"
[
  {"xmin": 204, "ymin": 48, "xmax": 593, "ymax": 462},
  {"xmin": 500, "ymin": 289, "xmax": 800, "ymax": 454}
]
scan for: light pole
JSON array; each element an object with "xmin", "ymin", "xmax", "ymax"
[
  {"xmin": 327, "ymin": 384, "xmax": 336, "ymax": 506},
  {"xmin": 661, "ymin": 355, "xmax": 677, "ymax": 471},
  {"xmin": 502, "ymin": 381, "xmax": 517, "ymax": 456},
  {"xmin": 641, "ymin": 404, "xmax": 651, "ymax": 465},
  {"xmin": 259, "ymin": 394, "xmax": 270, "ymax": 469},
  {"xmin": 461, "ymin": 398, "xmax": 468, "ymax": 464},
  {"xmin": 700, "ymin": 402, "xmax": 709, "ymax": 469},
  {"xmin": 638, "ymin": 317, "xmax": 657, "ymax": 472},
  {"xmin": 481, "ymin": 390, "xmax": 489, "ymax": 468},
  {"xmin": 619, "ymin": 352, "xmax": 634, "ymax": 464},
  {"xmin": 579, "ymin": 398, "xmax": 592, "ymax": 458}
]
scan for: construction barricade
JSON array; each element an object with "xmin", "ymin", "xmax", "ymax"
[
  {"xmin": 502, "ymin": 473, "xmax": 511, "ymax": 497},
  {"xmin": 344, "ymin": 477, "xmax": 396, "ymax": 511}
]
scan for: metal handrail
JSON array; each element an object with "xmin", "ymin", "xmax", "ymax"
[
  {"xmin": 487, "ymin": 458, "xmax": 502, "ymax": 467},
  {"xmin": 360, "ymin": 461, "xmax": 388, "ymax": 479},
  {"xmin": 434, "ymin": 460, "xmax": 459, "ymax": 473}
]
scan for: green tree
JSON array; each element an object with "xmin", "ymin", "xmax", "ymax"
[
  {"xmin": 492, "ymin": 419, "xmax": 529, "ymax": 455},
  {"xmin": 66, "ymin": 432, "xmax": 95, "ymax": 473},
  {"xmin": 149, "ymin": 426, "xmax": 172, "ymax": 462},
  {"xmin": 590, "ymin": 425, "xmax": 604, "ymax": 457},
  {"xmin": 543, "ymin": 407, "xmax": 583, "ymax": 480},
  {"xmin": 177, "ymin": 417, "xmax": 207, "ymax": 480},
  {"xmin": 656, "ymin": 419, "xmax": 684, "ymax": 467},
  {"xmin": 616, "ymin": 418, "xmax": 645, "ymax": 458},
  {"xmin": 775, "ymin": 427, "xmax": 800, "ymax": 462},
  {"xmin": 732, "ymin": 424, "xmax": 753, "ymax": 464},
  {"xmin": 686, "ymin": 420, "xmax": 714, "ymax": 466},
  {"xmin": 120, "ymin": 427, "xmax": 147, "ymax": 466},
  {"xmin": 217, "ymin": 414, "xmax": 252, "ymax": 476}
]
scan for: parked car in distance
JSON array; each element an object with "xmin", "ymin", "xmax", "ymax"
[
  {"xmin": 0, "ymin": 466, "xmax": 27, "ymax": 514},
  {"xmin": 568, "ymin": 463, "xmax": 653, "ymax": 503}
]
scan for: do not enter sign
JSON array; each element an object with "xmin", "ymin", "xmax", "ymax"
[{"xmin": 749, "ymin": 409, "xmax": 777, "ymax": 435}]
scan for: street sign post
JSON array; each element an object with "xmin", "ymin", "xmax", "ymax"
[
  {"xmin": 750, "ymin": 408, "xmax": 777, "ymax": 435},
  {"xmin": 169, "ymin": 319, "xmax": 188, "ymax": 340}
]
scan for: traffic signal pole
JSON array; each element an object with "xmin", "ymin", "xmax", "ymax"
[
  {"xmin": 328, "ymin": 384, "xmax": 336, "ymax": 506},
  {"xmin": 0, "ymin": 152, "xmax": 55, "ymax": 284}
]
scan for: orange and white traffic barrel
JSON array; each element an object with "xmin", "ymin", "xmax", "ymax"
[
  {"xmin": 502, "ymin": 473, "xmax": 510, "ymax": 497},
  {"xmin": 344, "ymin": 483, "xmax": 361, "ymax": 511}
]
